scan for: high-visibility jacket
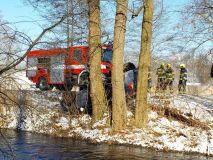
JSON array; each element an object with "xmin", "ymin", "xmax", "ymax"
[
  {"xmin": 179, "ymin": 68, "xmax": 187, "ymax": 81},
  {"xmin": 165, "ymin": 68, "xmax": 175, "ymax": 80},
  {"xmin": 156, "ymin": 67, "xmax": 166, "ymax": 79}
]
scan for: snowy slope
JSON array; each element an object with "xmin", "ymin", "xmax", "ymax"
[
  {"xmin": 0, "ymin": 91, "xmax": 213, "ymax": 155},
  {"xmin": 0, "ymin": 70, "xmax": 35, "ymax": 90}
]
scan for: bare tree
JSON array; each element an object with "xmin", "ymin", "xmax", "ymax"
[
  {"xmin": 0, "ymin": 17, "xmax": 68, "ymax": 157},
  {"xmin": 135, "ymin": 0, "xmax": 154, "ymax": 128},
  {"xmin": 174, "ymin": 0, "xmax": 213, "ymax": 56},
  {"xmin": 111, "ymin": 0, "xmax": 128, "ymax": 131},
  {"xmin": 0, "ymin": 16, "xmax": 67, "ymax": 75},
  {"xmin": 26, "ymin": 0, "xmax": 88, "ymax": 47},
  {"xmin": 88, "ymin": 0, "xmax": 107, "ymax": 122}
]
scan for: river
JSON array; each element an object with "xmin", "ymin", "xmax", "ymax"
[{"xmin": 0, "ymin": 129, "xmax": 210, "ymax": 160}]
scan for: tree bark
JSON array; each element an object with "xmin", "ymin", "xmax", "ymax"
[
  {"xmin": 111, "ymin": 0, "xmax": 128, "ymax": 131},
  {"xmin": 135, "ymin": 0, "xmax": 154, "ymax": 128},
  {"xmin": 88, "ymin": 0, "xmax": 107, "ymax": 122}
]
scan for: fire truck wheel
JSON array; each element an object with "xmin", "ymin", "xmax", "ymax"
[
  {"xmin": 64, "ymin": 84, "xmax": 73, "ymax": 91},
  {"xmin": 56, "ymin": 84, "xmax": 72, "ymax": 91},
  {"xmin": 38, "ymin": 77, "xmax": 50, "ymax": 91}
]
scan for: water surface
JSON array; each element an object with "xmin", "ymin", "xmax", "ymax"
[{"xmin": 0, "ymin": 129, "xmax": 210, "ymax": 160}]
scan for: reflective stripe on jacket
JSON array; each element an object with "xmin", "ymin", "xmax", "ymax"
[
  {"xmin": 156, "ymin": 67, "xmax": 166, "ymax": 79},
  {"xmin": 180, "ymin": 68, "xmax": 187, "ymax": 81},
  {"xmin": 166, "ymin": 68, "xmax": 175, "ymax": 80}
]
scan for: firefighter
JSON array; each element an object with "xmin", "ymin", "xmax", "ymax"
[
  {"xmin": 165, "ymin": 63, "xmax": 175, "ymax": 93},
  {"xmin": 211, "ymin": 63, "xmax": 213, "ymax": 78},
  {"xmin": 156, "ymin": 63, "xmax": 166, "ymax": 92},
  {"xmin": 178, "ymin": 64, "xmax": 188, "ymax": 94}
]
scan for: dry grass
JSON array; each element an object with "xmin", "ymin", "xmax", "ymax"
[
  {"xmin": 151, "ymin": 104, "xmax": 210, "ymax": 130},
  {"xmin": 152, "ymin": 131, "xmax": 163, "ymax": 137}
]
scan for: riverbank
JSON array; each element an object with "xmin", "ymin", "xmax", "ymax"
[
  {"xmin": 0, "ymin": 90, "xmax": 213, "ymax": 156},
  {"xmin": 1, "ymin": 129, "xmax": 210, "ymax": 160}
]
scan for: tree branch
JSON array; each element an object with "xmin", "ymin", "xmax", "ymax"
[{"xmin": 0, "ymin": 15, "xmax": 66, "ymax": 75}]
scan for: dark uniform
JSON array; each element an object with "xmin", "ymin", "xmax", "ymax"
[
  {"xmin": 211, "ymin": 64, "xmax": 213, "ymax": 78},
  {"xmin": 165, "ymin": 64, "xmax": 175, "ymax": 93},
  {"xmin": 178, "ymin": 64, "xmax": 187, "ymax": 94},
  {"xmin": 156, "ymin": 63, "xmax": 166, "ymax": 92}
]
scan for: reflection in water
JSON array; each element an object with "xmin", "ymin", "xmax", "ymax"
[{"xmin": 0, "ymin": 129, "xmax": 209, "ymax": 160}]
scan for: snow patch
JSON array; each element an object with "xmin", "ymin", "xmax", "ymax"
[{"xmin": 57, "ymin": 117, "xmax": 69, "ymax": 129}]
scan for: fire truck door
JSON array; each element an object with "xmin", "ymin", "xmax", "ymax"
[
  {"xmin": 50, "ymin": 55, "xmax": 65, "ymax": 83},
  {"xmin": 27, "ymin": 57, "xmax": 38, "ymax": 77}
]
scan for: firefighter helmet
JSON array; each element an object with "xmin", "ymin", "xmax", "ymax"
[
  {"xmin": 167, "ymin": 63, "xmax": 171, "ymax": 68},
  {"xmin": 180, "ymin": 64, "xmax": 186, "ymax": 68},
  {"xmin": 160, "ymin": 62, "xmax": 165, "ymax": 67}
]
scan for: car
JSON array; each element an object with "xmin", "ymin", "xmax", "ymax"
[{"xmin": 60, "ymin": 62, "xmax": 137, "ymax": 114}]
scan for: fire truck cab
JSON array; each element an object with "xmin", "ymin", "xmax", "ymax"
[{"xmin": 26, "ymin": 45, "xmax": 112, "ymax": 91}]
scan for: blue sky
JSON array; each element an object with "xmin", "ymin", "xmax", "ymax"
[
  {"xmin": 0, "ymin": 0, "xmax": 188, "ymax": 18},
  {"xmin": 164, "ymin": 0, "xmax": 189, "ymax": 9},
  {"xmin": 0, "ymin": 0, "xmax": 189, "ymax": 27},
  {"xmin": 0, "ymin": 0, "xmax": 42, "ymax": 23},
  {"xmin": 0, "ymin": 1, "xmax": 34, "ymax": 21},
  {"xmin": 0, "ymin": 0, "xmax": 43, "ymax": 37},
  {"xmin": 0, "ymin": 0, "xmax": 191, "ymax": 53}
]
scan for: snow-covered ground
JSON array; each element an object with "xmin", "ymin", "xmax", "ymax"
[
  {"xmin": 1, "ymin": 71, "xmax": 213, "ymax": 155},
  {"xmin": 0, "ymin": 90, "xmax": 213, "ymax": 156},
  {"xmin": 0, "ymin": 70, "xmax": 35, "ymax": 90}
]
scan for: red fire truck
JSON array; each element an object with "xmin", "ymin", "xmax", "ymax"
[{"xmin": 26, "ymin": 45, "xmax": 112, "ymax": 91}]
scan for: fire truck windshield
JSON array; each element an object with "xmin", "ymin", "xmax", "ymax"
[{"xmin": 102, "ymin": 49, "xmax": 112, "ymax": 63}]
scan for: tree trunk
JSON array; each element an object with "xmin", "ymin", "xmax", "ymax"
[
  {"xmin": 88, "ymin": 0, "xmax": 107, "ymax": 121},
  {"xmin": 111, "ymin": 0, "xmax": 128, "ymax": 131},
  {"xmin": 135, "ymin": 0, "xmax": 154, "ymax": 128}
]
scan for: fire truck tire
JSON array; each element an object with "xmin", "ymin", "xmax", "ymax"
[
  {"xmin": 56, "ymin": 84, "xmax": 73, "ymax": 91},
  {"xmin": 56, "ymin": 85, "xmax": 63, "ymax": 91},
  {"xmin": 38, "ymin": 77, "xmax": 50, "ymax": 91},
  {"xmin": 64, "ymin": 84, "xmax": 73, "ymax": 91}
]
